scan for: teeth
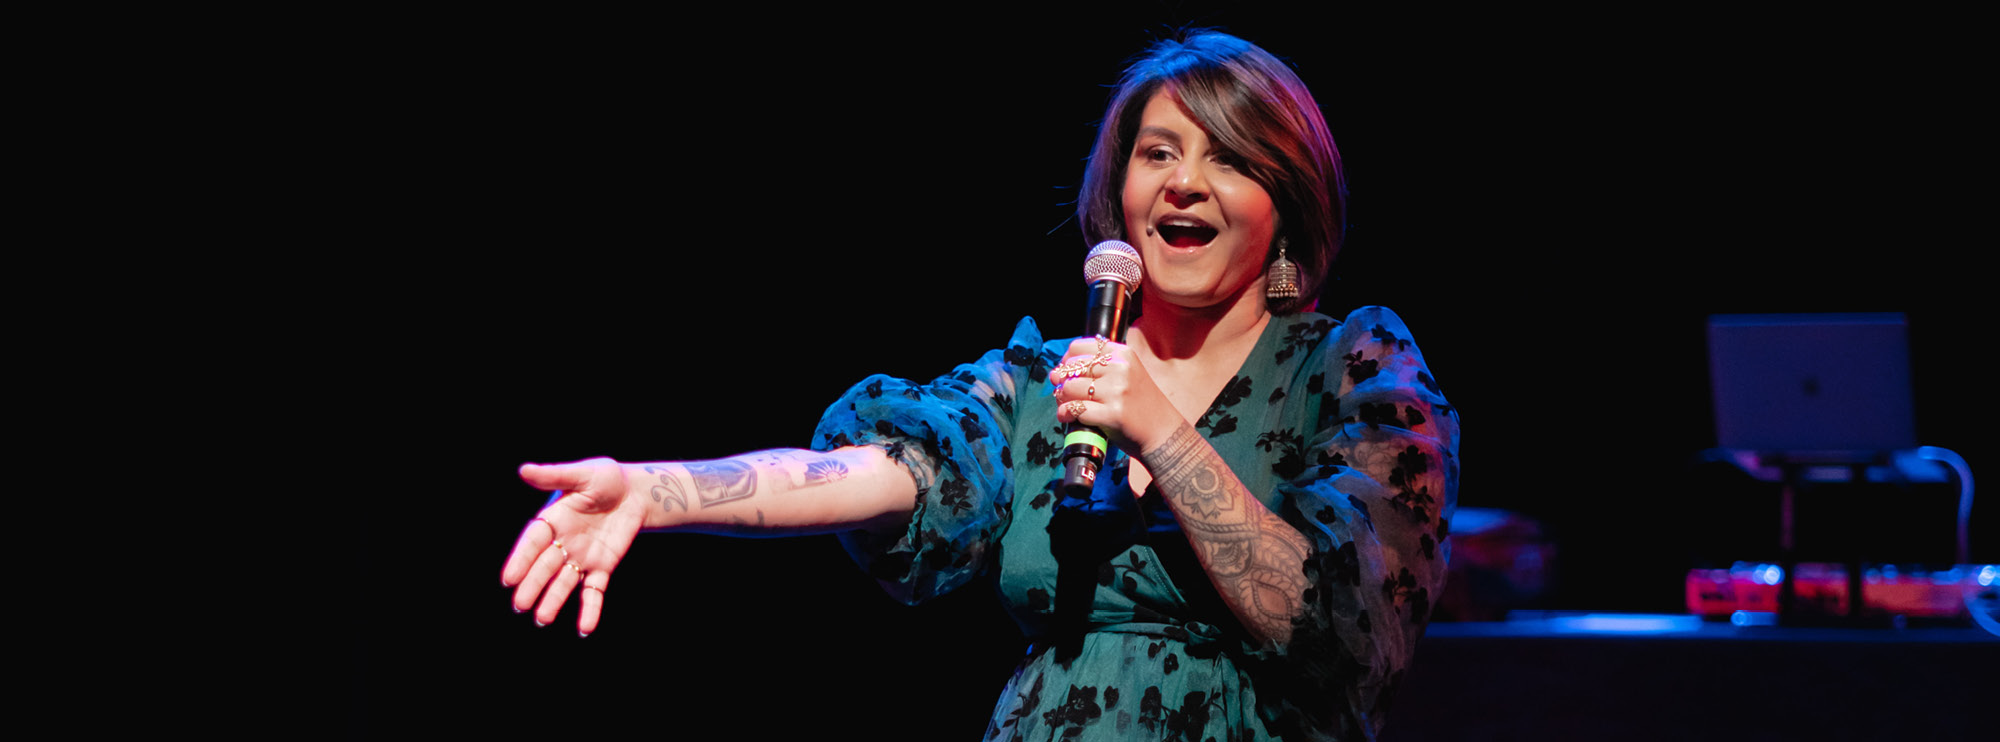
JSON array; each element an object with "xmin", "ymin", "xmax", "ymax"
[{"xmin": 1160, "ymin": 217, "xmax": 1207, "ymax": 228}]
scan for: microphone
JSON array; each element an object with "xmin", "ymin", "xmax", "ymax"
[{"xmin": 1060, "ymin": 240, "xmax": 1143, "ymax": 496}]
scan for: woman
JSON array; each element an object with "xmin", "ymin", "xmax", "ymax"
[{"xmin": 503, "ymin": 31, "xmax": 1458, "ymax": 740}]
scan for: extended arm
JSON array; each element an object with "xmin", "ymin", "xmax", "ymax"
[
  {"xmin": 628, "ymin": 446, "xmax": 916, "ymax": 535},
  {"xmin": 500, "ymin": 445, "xmax": 916, "ymax": 634}
]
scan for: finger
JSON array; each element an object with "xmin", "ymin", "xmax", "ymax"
[
  {"xmin": 500, "ymin": 517, "xmax": 555, "ymax": 587},
  {"xmin": 1058, "ymin": 400, "xmax": 1093, "ymax": 425},
  {"xmin": 536, "ymin": 557, "xmax": 585, "ymax": 627},
  {"xmin": 519, "ymin": 462, "xmax": 592, "ymax": 493},
  {"xmin": 578, "ymin": 572, "xmax": 610, "ymax": 637},
  {"xmin": 513, "ymin": 540, "xmax": 566, "ymax": 616}
]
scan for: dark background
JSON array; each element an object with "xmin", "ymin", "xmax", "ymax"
[{"xmin": 350, "ymin": 5, "xmax": 1986, "ymax": 738}]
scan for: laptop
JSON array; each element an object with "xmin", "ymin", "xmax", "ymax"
[{"xmin": 1706, "ymin": 313, "xmax": 1915, "ymax": 455}]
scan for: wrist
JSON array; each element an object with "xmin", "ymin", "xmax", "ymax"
[
  {"xmin": 629, "ymin": 462, "xmax": 693, "ymax": 530},
  {"xmin": 1126, "ymin": 405, "xmax": 1188, "ymax": 455}
]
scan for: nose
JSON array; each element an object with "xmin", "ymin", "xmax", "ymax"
[{"xmin": 1166, "ymin": 161, "xmax": 1208, "ymax": 207}]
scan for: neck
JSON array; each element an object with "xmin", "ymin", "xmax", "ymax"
[{"xmin": 1130, "ymin": 287, "xmax": 1272, "ymax": 362}]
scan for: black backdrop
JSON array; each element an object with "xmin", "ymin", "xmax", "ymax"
[{"xmin": 350, "ymin": 5, "xmax": 1986, "ymax": 738}]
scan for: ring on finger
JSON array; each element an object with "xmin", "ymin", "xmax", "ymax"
[
  {"xmin": 1087, "ymin": 383, "xmax": 1096, "ymax": 400},
  {"xmin": 566, "ymin": 561, "xmax": 584, "ymax": 576},
  {"xmin": 1064, "ymin": 400, "xmax": 1087, "ymax": 418},
  {"xmin": 583, "ymin": 584, "xmax": 604, "ymax": 595}
]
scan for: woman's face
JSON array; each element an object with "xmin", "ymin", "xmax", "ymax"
[{"xmin": 1121, "ymin": 91, "xmax": 1278, "ymax": 312}]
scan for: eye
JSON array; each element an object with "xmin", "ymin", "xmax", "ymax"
[
  {"xmin": 1211, "ymin": 151, "xmax": 1245, "ymax": 172},
  {"xmin": 1139, "ymin": 145, "xmax": 1176, "ymax": 164}
]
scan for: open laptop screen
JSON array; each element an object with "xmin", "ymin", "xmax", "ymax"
[{"xmin": 1707, "ymin": 313, "xmax": 1915, "ymax": 453}]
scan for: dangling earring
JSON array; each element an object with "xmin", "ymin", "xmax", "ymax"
[{"xmin": 1266, "ymin": 237, "xmax": 1300, "ymax": 300}]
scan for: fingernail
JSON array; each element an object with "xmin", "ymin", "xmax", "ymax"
[
  {"xmin": 534, "ymin": 618, "xmax": 547, "ymax": 627},
  {"xmin": 511, "ymin": 604, "xmax": 523, "ymax": 614},
  {"xmin": 578, "ymin": 630, "xmax": 590, "ymax": 639}
]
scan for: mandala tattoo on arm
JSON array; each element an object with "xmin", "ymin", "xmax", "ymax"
[{"xmin": 1142, "ymin": 422, "xmax": 1313, "ymax": 643}]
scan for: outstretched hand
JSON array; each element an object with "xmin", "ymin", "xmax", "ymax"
[{"xmin": 501, "ymin": 458, "xmax": 647, "ymax": 636}]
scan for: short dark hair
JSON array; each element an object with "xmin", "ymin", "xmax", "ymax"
[{"xmin": 1078, "ymin": 30, "xmax": 1346, "ymax": 315}]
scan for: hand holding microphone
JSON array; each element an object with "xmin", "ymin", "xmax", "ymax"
[{"xmin": 1055, "ymin": 241, "xmax": 1142, "ymax": 497}]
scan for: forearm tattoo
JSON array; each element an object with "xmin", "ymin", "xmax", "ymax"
[
  {"xmin": 642, "ymin": 465, "xmax": 689, "ymax": 512},
  {"xmin": 1143, "ymin": 422, "xmax": 1312, "ymax": 643},
  {"xmin": 652, "ymin": 450, "xmax": 852, "ymax": 515}
]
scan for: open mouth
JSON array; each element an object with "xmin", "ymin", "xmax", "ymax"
[{"xmin": 1156, "ymin": 219, "xmax": 1217, "ymax": 248}]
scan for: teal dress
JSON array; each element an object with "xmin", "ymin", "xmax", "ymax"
[{"xmin": 813, "ymin": 307, "xmax": 1460, "ymax": 741}]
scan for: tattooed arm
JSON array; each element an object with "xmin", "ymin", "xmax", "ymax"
[
  {"xmin": 630, "ymin": 446, "xmax": 917, "ymax": 535},
  {"xmin": 1140, "ymin": 421, "xmax": 1313, "ymax": 647},
  {"xmin": 502, "ymin": 446, "xmax": 916, "ymax": 634}
]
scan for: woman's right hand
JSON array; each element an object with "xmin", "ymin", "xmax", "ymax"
[{"xmin": 500, "ymin": 458, "xmax": 648, "ymax": 636}]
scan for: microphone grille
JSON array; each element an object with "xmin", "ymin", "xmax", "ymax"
[{"xmin": 1083, "ymin": 240, "xmax": 1143, "ymax": 288}]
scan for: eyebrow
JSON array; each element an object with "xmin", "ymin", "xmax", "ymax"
[{"xmin": 1135, "ymin": 126, "xmax": 1181, "ymax": 145}]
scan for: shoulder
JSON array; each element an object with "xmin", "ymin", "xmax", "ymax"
[
  {"xmin": 1313, "ymin": 305, "xmax": 1431, "ymax": 362},
  {"xmin": 1286, "ymin": 305, "xmax": 1443, "ymax": 395}
]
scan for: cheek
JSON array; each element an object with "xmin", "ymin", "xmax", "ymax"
[
  {"xmin": 1222, "ymin": 183, "xmax": 1277, "ymax": 240},
  {"xmin": 1120, "ymin": 179, "xmax": 1148, "ymax": 232}
]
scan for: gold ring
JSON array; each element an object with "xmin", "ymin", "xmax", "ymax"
[
  {"xmin": 536, "ymin": 516, "xmax": 560, "ymax": 548},
  {"xmin": 1064, "ymin": 400, "xmax": 1087, "ymax": 418},
  {"xmin": 566, "ymin": 561, "xmax": 583, "ymax": 575},
  {"xmin": 583, "ymin": 584, "xmax": 604, "ymax": 595},
  {"xmin": 1087, "ymin": 384, "xmax": 1096, "ymax": 400}
]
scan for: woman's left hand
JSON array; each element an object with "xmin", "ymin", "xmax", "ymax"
[{"xmin": 1051, "ymin": 337, "xmax": 1180, "ymax": 454}]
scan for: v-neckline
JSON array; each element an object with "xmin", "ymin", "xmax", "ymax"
[{"xmin": 1123, "ymin": 314, "xmax": 1284, "ymax": 493}]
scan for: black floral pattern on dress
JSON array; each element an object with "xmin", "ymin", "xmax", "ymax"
[
  {"xmin": 991, "ymin": 673, "xmax": 1046, "ymax": 738},
  {"xmin": 1099, "ymin": 550, "xmax": 1148, "ymax": 593},
  {"xmin": 958, "ymin": 407, "xmax": 989, "ymax": 442},
  {"xmin": 1162, "ymin": 691, "xmax": 1217, "ymax": 742},
  {"xmin": 1029, "ymin": 479, "xmax": 1057, "ymax": 510},
  {"xmin": 1138, "ymin": 686, "xmax": 1165, "ymax": 733},
  {"xmin": 1257, "ymin": 428, "xmax": 1309, "ymax": 481},
  {"xmin": 812, "ymin": 308, "xmax": 1459, "ymax": 742},
  {"xmin": 1196, "ymin": 376, "xmax": 1252, "ymax": 439},
  {"xmin": 1027, "ymin": 587, "xmax": 1051, "ymax": 612},
  {"xmin": 1369, "ymin": 323, "xmax": 1410, "ymax": 352},
  {"xmin": 1026, "ymin": 431, "xmax": 1057, "ymax": 467},
  {"xmin": 1356, "ymin": 401, "xmax": 1402, "ymax": 428},
  {"xmin": 1382, "ymin": 566, "xmax": 1430, "ymax": 624},
  {"xmin": 1043, "ymin": 685, "xmax": 1104, "ymax": 737},
  {"xmin": 1275, "ymin": 318, "xmax": 1336, "ymax": 363},
  {"xmin": 940, "ymin": 477, "xmax": 973, "ymax": 516}
]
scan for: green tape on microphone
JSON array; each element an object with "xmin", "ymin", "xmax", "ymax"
[{"xmin": 1063, "ymin": 430, "xmax": 1108, "ymax": 452}]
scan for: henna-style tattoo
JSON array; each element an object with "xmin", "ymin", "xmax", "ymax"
[
  {"xmin": 1142, "ymin": 422, "xmax": 1313, "ymax": 643},
  {"xmin": 642, "ymin": 465, "xmax": 689, "ymax": 513}
]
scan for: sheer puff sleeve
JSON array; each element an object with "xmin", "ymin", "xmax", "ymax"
[
  {"xmin": 811, "ymin": 317, "xmax": 1047, "ymax": 605},
  {"xmin": 1260, "ymin": 306, "xmax": 1461, "ymax": 736}
]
